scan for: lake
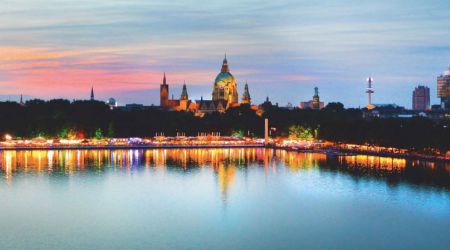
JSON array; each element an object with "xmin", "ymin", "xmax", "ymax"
[{"xmin": 0, "ymin": 148, "xmax": 449, "ymax": 249}]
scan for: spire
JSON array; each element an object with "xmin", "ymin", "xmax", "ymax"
[
  {"xmin": 181, "ymin": 81, "xmax": 188, "ymax": 100},
  {"xmin": 163, "ymin": 72, "xmax": 167, "ymax": 85},
  {"xmin": 241, "ymin": 81, "xmax": 251, "ymax": 104},
  {"xmin": 221, "ymin": 54, "xmax": 229, "ymax": 73},
  {"xmin": 314, "ymin": 87, "xmax": 319, "ymax": 97},
  {"xmin": 19, "ymin": 94, "xmax": 24, "ymax": 105},
  {"xmin": 90, "ymin": 86, "xmax": 95, "ymax": 101}
]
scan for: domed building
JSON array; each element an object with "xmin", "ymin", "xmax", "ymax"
[
  {"xmin": 107, "ymin": 98, "xmax": 117, "ymax": 109},
  {"xmin": 159, "ymin": 55, "xmax": 258, "ymax": 116},
  {"xmin": 212, "ymin": 55, "xmax": 238, "ymax": 104}
]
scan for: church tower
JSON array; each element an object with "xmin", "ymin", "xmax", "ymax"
[
  {"xmin": 180, "ymin": 82, "xmax": 188, "ymax": 100},
  {"xmin": 90, "ymin": 86, "xmax": 95, "ymax": 101},
  {"xmin": 241, "ymin": 82, "xmax": 251, "ymax": 104},
  {"xmin": 179, "ymin": 82, "xmax": 189, "ymax": 110},
  {"xmin": 160, "ymin": 73, "xmax": 169, "ymax": 107},
  {"xmin": 312, "ymin": 87, "xmax": 321, "ymax": 109}
]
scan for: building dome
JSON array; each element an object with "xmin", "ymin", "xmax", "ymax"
[
  {"xmin": 108, "ymin": 98, "xmax": 116, "ymax": 105},
  {"xmin": 107, "ymin": 98, "xmax": 117, "ymax": 109},
  {"xmin": 212, "ymin": 55, "xmax": 238, "ymax": 103},
  {"xmin": 214, "ymin": 72, "xmax": 236, "ymax": 88}
]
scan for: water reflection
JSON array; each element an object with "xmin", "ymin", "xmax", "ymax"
[{"xmin": 1, "ymin": 149, "xmax": 449, "ymax": 191}]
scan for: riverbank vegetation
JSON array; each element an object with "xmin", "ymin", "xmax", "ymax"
[{"xmin": 0, "ymin": 100, "xmax": 448, "ymax": 155}]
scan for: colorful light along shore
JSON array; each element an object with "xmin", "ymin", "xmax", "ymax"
[
  {"xmin": 0, "ymin": 134, "xmax": 267, "ymax": 148},
  {"xmin": 4, "ymin": 134, "xmax": 12, "ymax": 141},
  {"xmin": 1, "ymin": 134, "xmax": 448, "ymax": 160}
]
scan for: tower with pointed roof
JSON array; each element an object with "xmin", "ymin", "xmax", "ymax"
[
  {"xmin": 221, "ymin": 53, "xmax": 229, "ymax": 72},
  {"xmin": 90, "ymin": 86, "xmax": 95, "ymax": 101},
  {"xmin": 180, "ymin": 82, "xmax": 188, "ymax": 100},
  {"xmin": 19, "ymin": 94, "xmax": 24, "ymax": 106},
  {"xmin": 160, "ymin": 73, "xmax": 169, "ymax": 107},
  {"xmin": 241, "ymin": 82, "xmax": 251, "ymax": 104},
  {"xmin": 179, "ymin": 82, "xmax": 190, "ymax": 110}
]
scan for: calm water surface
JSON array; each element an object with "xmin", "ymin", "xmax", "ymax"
[{"xmin": 0, "ymin": 149, "xmax": 449, "ymax": 250}]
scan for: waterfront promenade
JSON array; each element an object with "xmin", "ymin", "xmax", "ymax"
[{"xmin": 1, "ymin": 137, "xmax": 448, "ymax": 162}]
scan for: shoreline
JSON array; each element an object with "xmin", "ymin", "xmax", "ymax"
[
  {"xmin": 0, "ymin": 144, "xmax": 448, "ymax": 163},
  {"xmin": 279, "ymin": 146, "xmax": 449, "ymax": 163},
  {"xmin": 0, "ymin": 144, "xmax": 263, "ymax": 151}
]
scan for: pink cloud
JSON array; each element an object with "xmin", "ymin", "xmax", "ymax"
[
  {"xmin": 284, "ymin": 75, "xmax": 317, "ymax": 81},
  {"xmin": 0, "ymin": 47, "xmax": 243, "ymax": 101}
]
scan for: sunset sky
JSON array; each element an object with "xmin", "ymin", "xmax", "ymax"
[{"xmin": 1, "ymin": 0, "xmax": 449, "ymax": 107}]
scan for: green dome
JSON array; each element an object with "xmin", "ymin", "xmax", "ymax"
[
  {"xmin": 212, "ymin": 55, "xmax": 239, "ymax": 104},
  {"xmin": 214, "ymin": 72, "xmax": 236, "ymax": 88}
]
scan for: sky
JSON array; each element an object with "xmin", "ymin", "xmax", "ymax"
[{"xmin": 0, "ymin": 0, "xmax": 449, "ymax": 108}]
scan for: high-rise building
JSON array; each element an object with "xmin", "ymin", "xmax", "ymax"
[
  {"xmin": 437, "ymin": 66, "xmax": 450, "ymax": 110},
  {"xmin": 160, "ymin": 73, "xmax": 169, "ymax": 107},
  {"xmin": 412, "ymin": 85, "xmax": 430, "ymax": 111}
]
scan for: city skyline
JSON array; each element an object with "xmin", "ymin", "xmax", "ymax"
[{"xmin": 1, "ymin": 0, "xmax": 450, "ymax": 107}]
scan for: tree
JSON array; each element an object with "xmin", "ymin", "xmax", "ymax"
[
  {"xmin": 107, "ymin": 122, "xmax": 115, "ymax": 138},
  {"xmin": 324, "ymin": 102, "xmax": 344, "ymax": 112},
  {"xmin": 94, "ymin": 128, "xmax": 103, "ymax": 139},
  {"xmin": 231, "ymin": 129, "xmax": 244, "ymax": 138},
  {"xmin": 59, "ymin": 128, "xmax": 69, "ymax": 139},
  {"xmin": 288, "ymin": 125, "xmax": 315, "ymax": 141}
]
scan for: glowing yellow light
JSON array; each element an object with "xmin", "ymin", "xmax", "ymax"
[{"xmin": 4, "ymin": 134, "xmax": 12, "ymax": 140}]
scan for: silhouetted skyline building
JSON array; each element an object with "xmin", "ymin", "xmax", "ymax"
[
  {"xmin": 437, "ymin": 66, "xmax": 450, "ymax": 110},
  {"xmin": 412, "ymin": 85, "xmax": 430, "ymax": 111},
  {"xmin": 160, "ymin": 73, "xmax": 169, "ymax": 107},
  {"xmin": 90, "ymin": 86, "xmax": 95, "ymax": 101}
]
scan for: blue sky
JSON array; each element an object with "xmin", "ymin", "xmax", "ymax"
[{"xmin": 0, "ymin": 0, "xmax": 449, "ymax": 107}]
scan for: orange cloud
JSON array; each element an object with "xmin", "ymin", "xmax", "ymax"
[{"xmin": 0, "ymin": 47, "xmax": 77, "ymax": 61}]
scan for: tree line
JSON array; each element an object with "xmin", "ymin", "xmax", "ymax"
[{"xmin": 0, "ymin": 99, "xmax": 448, "ymax": 154}]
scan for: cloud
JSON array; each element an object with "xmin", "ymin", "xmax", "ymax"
[
  {"xmin": 0, "ymin": 0, "xmax": 449, "ymax": 107},
  {"xmin": 284, "ymin": 75, "xmax": 317, "ymax": 82}
]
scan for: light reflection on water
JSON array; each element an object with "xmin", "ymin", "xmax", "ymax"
[
  {"xmin": 0, "ymin": 148, "xmax": 449, "ymax": 250},
  {"xmin": 1, "ymin": 149, "xmax": 448, "ymax": 189}
]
